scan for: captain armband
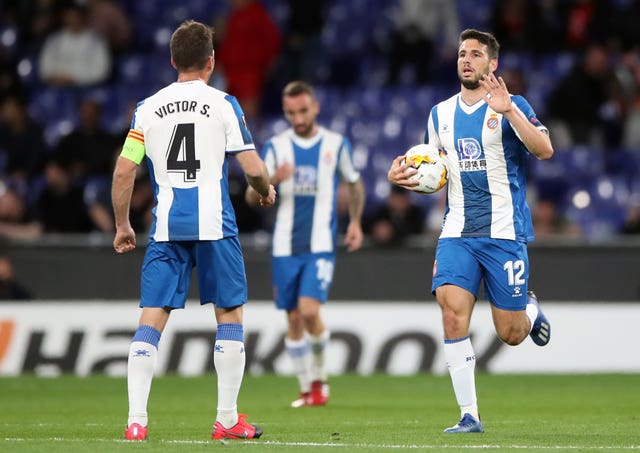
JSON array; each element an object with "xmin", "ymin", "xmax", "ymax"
[{"xmin": 121, "ymin": 130, "xmax": 146, "ymax": 164}]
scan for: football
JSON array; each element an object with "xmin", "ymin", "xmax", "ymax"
[{"xmin": 403, "ymin": 143, "xmax": 448, "ymax": 194}]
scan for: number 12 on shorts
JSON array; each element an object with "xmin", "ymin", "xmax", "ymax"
[{"xmin": 503, "ymin": 259, "xmax": 525, "ymax": 286}]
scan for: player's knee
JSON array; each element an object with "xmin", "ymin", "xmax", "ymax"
[
  {"xmin": 441, "ymin": 310, "xmax": 466, "ymax": 336},
  {"xmin": 497, "ymin": 325, "xmax": 526, "ymax": 346},
  {"xmin": 299, "ymin": 309, "xmax": 319, "ymax": 326},
  {"xmin": 287, "ymin": 310, "xmax": 304, "ymax": 329}
]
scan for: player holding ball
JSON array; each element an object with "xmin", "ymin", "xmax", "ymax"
[{"xmin": 388, "ymin": 29, "xmax": 553, "ymax": 434}]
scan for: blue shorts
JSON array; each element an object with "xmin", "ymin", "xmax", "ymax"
[
  {"xmin": 140, "ymin": 237, "xmax": 247, "ymax": 310},
  {"xmin": 431, "ymin": 237, "xmax": 529, "ymax": 310},
  {"xmin": 272, "ymin": 252, "xmax": 335, "ymax": 310}
]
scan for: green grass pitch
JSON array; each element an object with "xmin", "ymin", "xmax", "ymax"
[{"xmin": 1, "ymin": 374, "xmax": 639, "ymax": 452}]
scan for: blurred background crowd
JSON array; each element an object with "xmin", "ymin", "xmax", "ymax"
[{"xmin": 0, "ymin": 0, "xmax": 639, "ymax": 250}]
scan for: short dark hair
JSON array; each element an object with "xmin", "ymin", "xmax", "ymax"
[
  {"xmin": 170, "ymin": 20, "xmax": 214, "ymax": 71},
  {"xmin": 282, "ymin": 81, "xmax": 315, "ymax": 98},
  {"xmin": 459, "ymin": 29, "xmax": 500, "ymax": 60}
]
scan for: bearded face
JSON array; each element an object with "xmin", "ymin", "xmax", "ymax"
[
  {"xmin": 458, "ymin": 66, "xmax": 489, "ymax": 89},
  {"xmin": 283, "ymin": 93, "xmax": 320, "ymax": 138},
  {"xmin": 457, "ymin": 39, "xmax": 495, "ymax": 90}
]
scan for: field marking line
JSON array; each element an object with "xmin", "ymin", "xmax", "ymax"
[{"xmin": 3, "ymin": 438, "xmax": 640, "ymax": 449}]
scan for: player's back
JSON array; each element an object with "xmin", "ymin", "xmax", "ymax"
[{"xmin": 133, "ymin": 80, "xmax": 254, "ymax": 241}]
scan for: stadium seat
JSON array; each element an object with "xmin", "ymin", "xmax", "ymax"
[
  {"xmin": 553, "ymin": 146, "xmax": 606, "ymax": 182},
  {"xmin": 43, "ymin": 118, "xmax": 76, "ymax": 149},
  {"xmin": 28, "ymin": 87, "xmax": 78, "ymax": 125},
  {"xmin": 564, "ymin": 174, "xmax": 630, "ymax": 238},
  {"xmin": 538, "ymin": 52, "xmax": 577, "ymax": 79},
  {"xmin": 605, "ymin": 149, "xmax": 640, "ymax": 182},
  {"xmin": 500, "ymin": 52, "xmax": 535, "ymax": 74},
  {"xmin": 456, "ymin": 0, "xmax": 493, "ymax": 29},
  {"xmin": 13, "ymin": 0, "xmax": 639, "ymax": 231}
]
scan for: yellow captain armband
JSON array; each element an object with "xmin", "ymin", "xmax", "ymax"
[{"xmin": 121, "ymin": 129, "xmax": 146, "ymax": 164}]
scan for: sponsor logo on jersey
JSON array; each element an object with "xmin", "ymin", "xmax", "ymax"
[
  {"xmin": 458, "ymin": 138, "xmax": 482, "ymax": 160},
  {"xmin": 457, "ymin": 138, "xmax": 486, "ymax": 172},
  {"xmin": 458, "ymin": 159, "xmax": 487, "ymax": 172},
  {"xmin": 294, "ymin": 165, "xmax": 318, "ymax": 195}
]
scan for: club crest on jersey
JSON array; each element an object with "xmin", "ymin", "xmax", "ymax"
[
  {"xmin": 322, "ymin": 150, "xmax": 333, "ymax": 166},
  {"xmin": 486, "ymin": 114, "xmax": 499, "ymax": 130}
]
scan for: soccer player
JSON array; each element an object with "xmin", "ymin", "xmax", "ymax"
[
  {"xmin": 387, "ymin": 29, "xmax": 553, "ymax": 433},
  {"xmin": 111, "ymin": 20, "xmax": 276, "ymax": 441},
  {"xmin": 246, "ymin": 81, "xmax": 365, "ymax": 407}
]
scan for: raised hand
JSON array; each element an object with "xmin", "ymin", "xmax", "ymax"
[{"xmin": 479, "ymin": 73, "xmax": 512, "ymax": 114}]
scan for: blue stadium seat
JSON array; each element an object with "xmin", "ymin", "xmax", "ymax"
[
  {"xmin": 28, "ymin": 87, "xmax": 78, "ymax": 125},
  {"xmin": 538, "ymin": 52, "xmax": 577, "ymax": 79},
  {"xmin": 348, "ymin": 119, "xmax": 382, "ymax": 146},
  {"xmin": 117, "ymin": 54, "xmax": 148, "ymax": 85},
  {"xmin": 564, "ymin": 175, "xmax": 630, "ymax": 238},
  {"xmin": 604, "ymin": 149, "xmax": 640, "ymax": 182},
  {"xmin": 500, "ymin": 52, "xmax": 535, "ymax": 74},
  {"xmin": 43, "ymin": 118, "xmax": 76, "ymax": 149},
  {"xmin": 457, "ymin": 0, "xmax": 493, "ymax": 29},
  {"xmin": 551, "ymin": 146, "xmax": 606, "ymax": 182},
  {"xmin": 159, "ymin": 0, "xmax": 222, "ymax": 25}
]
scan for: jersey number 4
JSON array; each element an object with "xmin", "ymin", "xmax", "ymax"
[{"xmin": 166, "ymin": 123, "xmax": 201, "ymax": 181}]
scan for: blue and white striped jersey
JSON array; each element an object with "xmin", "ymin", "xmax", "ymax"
[
  {"xmin": 125, "ymin": 80, "xmax": 254, "ymax": 241},
  {"xmin": 426, "ymin": 93, "xmax": 547, "ymax": 242},
  {"xmin": 262, "ymin": 127, "xmax": 360, "ymax": 256}
]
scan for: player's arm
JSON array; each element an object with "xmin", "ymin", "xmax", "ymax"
[
  {"xmin": 337, "ymin": 138, "xmax": 366, "ymax": 251},
  {"xmin": 269, "ymin": 162, "xmax": 294, "ymax": 186},
  {"xmin": 345, "ymin": 178, "xmax": 365, "ymax": 252},
  {"xmin": 111, "ymin": 156, "xmax": 138, "ymax": 253},
  {"xmin": 237, "ymin": 149, "xmax": 276, "ymax": 207},
  {"xmin": 480, "ymin": 73, "xmax": 554, "ymax": 160},
  {"xmin": 502, "ymin": 103, "xmax": 553, "ymax": 160},
  {"xmin": 246, "ymin": 161, "xmax": 292, "ymax": 206}
]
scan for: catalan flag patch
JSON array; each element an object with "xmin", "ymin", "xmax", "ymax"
[
  {"xmin": 121, "ymin": 129, "xmax": 146, "ymax": 164},
  {"xmin": 127, "ymin": 129, "xmax": 144, "ymax": 144}
]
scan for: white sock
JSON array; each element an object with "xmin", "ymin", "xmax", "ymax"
[
  {"xmin": 308, "ymin": 330, "xmax": 330, "ymax": 382},
  {"xmin": 443, "ymin": 336, "xmax": 479, "ymax": 420},
  {"xmin": 526, "ymin": 302, "xmax": 539, "ymax": 334},
  {"xmin": 285, "ymin": 336, "xmax": 312, "ymax": 393},
  {"xmin": 214, "ymin": 323, "xmax": 245, "ymax": 429},
  {"xmin": 127, "ymin": 341, "xmax": 157, "ymax": 427}
]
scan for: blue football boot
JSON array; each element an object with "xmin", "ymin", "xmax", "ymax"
[
  {"xmin": 443, "ymin": 413, "xmax": 484, "ymax": 433},
  {"xmin": 528, "ymin": 291, "xmax": 551, "ymax": 346}
]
